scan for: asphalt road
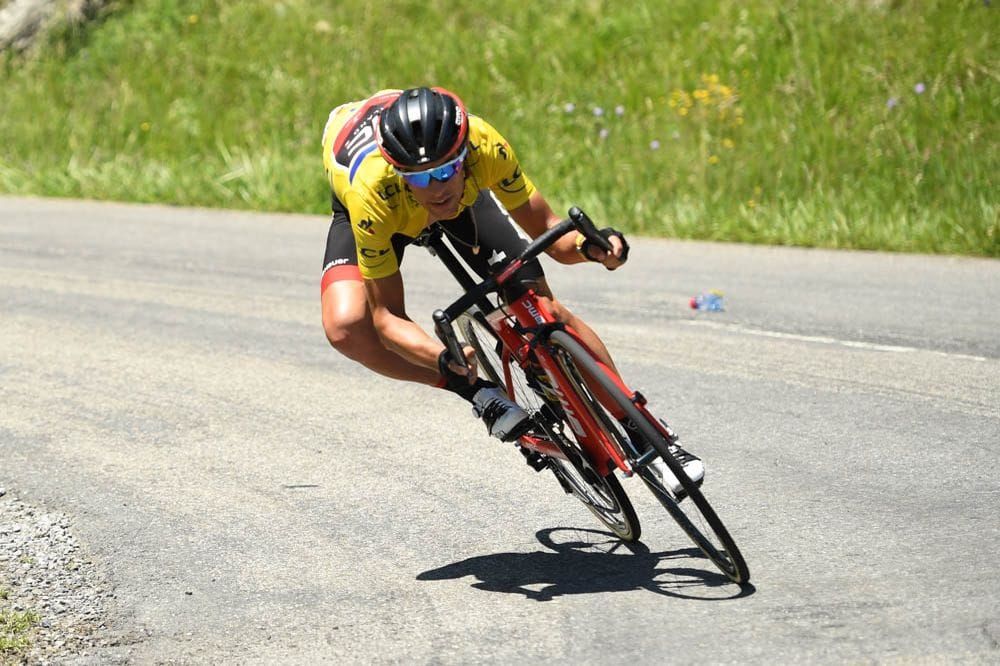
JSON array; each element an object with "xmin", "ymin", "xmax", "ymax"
[{"xmin": 2, "ymin": 196, "xmax": 998, "ymax": 664}]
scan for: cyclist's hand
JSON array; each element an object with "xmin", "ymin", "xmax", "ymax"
[
  {"xmin": 438, "ymin": 344, "xmax": 479, "ymax": 385},
  {"xmin": 579, "ymin": 227, "xmax": 630, "ymax": 270},
  {"xmin": 599, "ymin": 229, "xmax": 630, "ymax": 271}
]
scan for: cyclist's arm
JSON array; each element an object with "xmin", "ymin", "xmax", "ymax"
[
  {"xmin": 364, "ymin": 271, "xmax": 445, "ymax": 370},
  {"xmin": 508, "ymin": 191, "xmax": 626, "ymax": 269}
]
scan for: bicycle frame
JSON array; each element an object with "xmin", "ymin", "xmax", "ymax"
[
  {"xmin": 481, "ymin": 293, "xmax": 632, "ymax": 478},
  {"xmin": 419, "ymin": 210, "xmax": 647, "ymax": 478}
]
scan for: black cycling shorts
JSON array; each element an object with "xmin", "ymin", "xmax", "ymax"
[{"xmin": 321, "ymin": 190, "xmax": 544, "ymax": 295}]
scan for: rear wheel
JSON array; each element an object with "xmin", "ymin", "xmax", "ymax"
[
  {"xmin": 547, "ymin": 330, "xmax": 750, "ymax": 584},
  {"xmin": 455, "ymin": 311, "xmax": 640, "ymax": 542}
]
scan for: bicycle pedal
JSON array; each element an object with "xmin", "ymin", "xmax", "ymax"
[{"xmin": 518, "ymin": 446, "xmax": 548, "ymax": 472}]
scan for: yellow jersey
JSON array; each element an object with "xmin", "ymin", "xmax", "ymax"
[{"xmin": 321, "ymin": 92, "xmax": 536, "ymax": 279}]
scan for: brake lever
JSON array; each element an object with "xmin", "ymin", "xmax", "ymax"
[
  {"xmin": 432, "ymin": 309, "xmax": 469, "ymax": 372},
  {"xmin": 568, "ymin": 207, "xmax": 613, "ymax": 253}
]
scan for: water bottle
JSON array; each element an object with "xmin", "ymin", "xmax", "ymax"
[{"xmin": 689, "ymin": 290, "xmax": 724, "ymax": 311}]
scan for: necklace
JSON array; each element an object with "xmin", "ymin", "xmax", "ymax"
[{"xmin": 437, "ymin": 202, "xmax": 480, "ymax": 255}]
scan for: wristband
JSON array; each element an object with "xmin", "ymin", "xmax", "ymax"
[{"xmin": 438, "ymin": 348, "xmax": 459, "ymax": 381}]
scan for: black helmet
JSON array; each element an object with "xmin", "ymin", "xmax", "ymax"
[{"xmin": 376, "ymin": 87, "xmax": 469, "ymax": 168}]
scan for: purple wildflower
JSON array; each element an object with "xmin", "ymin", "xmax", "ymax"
[
  {"xmin": 914, "ymin": 82, "xmax": 926, "ymax": 94},
  {"xmin": 650, "ymin": 140, "xmax": 661, "ymax": 150},
  {"xmin": 886, "ymin": 97, "xmax": 899, "ymax": 109},
  {"xmin": 592, "ymin": 106, "xmax": 604, "ymax": 117}
]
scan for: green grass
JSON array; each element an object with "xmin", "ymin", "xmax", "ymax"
[
  {"xmin": 0, "ymin": 606, "xmax": 39, "ymax": 658},
  {"xmin": 1, "ymin": 0, "xmax": 997, "ymax": 255}
]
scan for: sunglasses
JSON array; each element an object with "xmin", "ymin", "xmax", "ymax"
[{"xmin": 395, "ymin": 146, "xmax": 468, "ymax": 188}]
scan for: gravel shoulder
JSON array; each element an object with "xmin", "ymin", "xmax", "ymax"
[{"xmin": 0, "ymin": 487, "xmax": 136, "ymax": 664}]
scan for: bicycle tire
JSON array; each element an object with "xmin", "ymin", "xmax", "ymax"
[
  {"xmin": 455, "ymin": 309, "xmax": 504, "ymax": 387},
  {"xmin": 547, "ymin": 330, "xmax": 750, "ymax": 584},
  {"xmin": 455, "ymin": 312, "xmax": 640, "ymax": 542}
]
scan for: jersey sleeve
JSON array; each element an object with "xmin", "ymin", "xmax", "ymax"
[{"xmin": 469, "ymin": 117, "xmax": 537, "ymax": 212}]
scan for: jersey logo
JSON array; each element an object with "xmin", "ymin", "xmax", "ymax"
[
  {"xmin": 359, "ymin": 247, "xmax": 391, "ymax": 258},
  {"xmin": 499, "ymin": 165, "xmax": 525, "ymax": 193},
  {"xmin": 357, "ymin": 219, "xmax": 375, "ymax": 234},
  {"xmin": 487, "ymin": 249, "xmax": 507, "ymax": 267},
  {"xmin": 496, "ymin": 142, "xmax": 510, "ymax": 160},
  {"xmin": 377, "ymin": 183, "xmax": 401, "ymax": 202}
]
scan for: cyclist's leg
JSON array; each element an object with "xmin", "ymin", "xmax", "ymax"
[
  {"xmin": 530, "ymin": 279, "xmax": 630, "ymax": 416},
  {"xmin": 528, "ymin": 281, "xmax": 620, "ymax": 375},
  {"xmin": 321, "ymin": 200, "xmax": 438, "ymax": 384}
]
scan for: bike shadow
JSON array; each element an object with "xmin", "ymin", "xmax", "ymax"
[{"xmin": 417, "ymin": 527, "xmax": 755, "ymax": 601}]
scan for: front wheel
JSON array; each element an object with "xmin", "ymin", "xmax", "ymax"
[{"xmin": 547, "ymin": 330, "xmax": 750, "ymax": 584}]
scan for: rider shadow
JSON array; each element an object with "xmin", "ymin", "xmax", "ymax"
[{"xmin": 417, "ymin": 527, "xmax": 755, "ymax": 601}]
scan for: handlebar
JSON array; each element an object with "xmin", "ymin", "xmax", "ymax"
[{"xmin": 432, "ymin": 207, "xmax": 610, "ymax": 372}]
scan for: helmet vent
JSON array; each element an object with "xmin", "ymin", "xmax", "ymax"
[{"xmin": 376, "ymin": 87, "xmax": 469, "ymax": 168}]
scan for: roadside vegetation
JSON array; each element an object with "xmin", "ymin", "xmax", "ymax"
[
  {"xmin": 0, "ymin": 0, "xmax": 996, "ymax": 256},
  {"xmin": 0, "ymin": 585, "xmax": 39, "ymax": 660}
]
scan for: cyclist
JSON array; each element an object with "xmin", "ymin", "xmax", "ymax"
[{"xmin": 320, "ymin": 86, "xmax": 703, "ymax": 493}]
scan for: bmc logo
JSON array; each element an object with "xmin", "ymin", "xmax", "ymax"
[{"xmin": 523, "ymin": 299, "xmax": 545, "ymax": 324}]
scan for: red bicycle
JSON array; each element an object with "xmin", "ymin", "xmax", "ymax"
[{"xmin": 423, "ymin": 207, "xmax": 749, "ymax": 584}]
